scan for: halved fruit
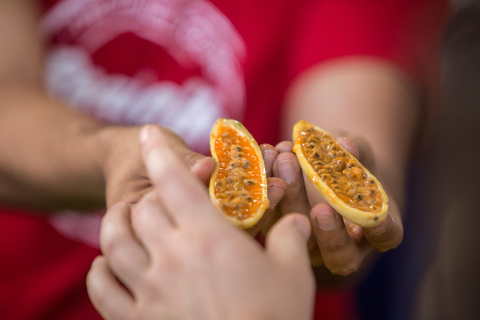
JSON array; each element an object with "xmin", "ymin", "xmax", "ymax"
[
  {"xmin": 293, "ymin": 120, "xmax": 388, "ymax": 227},
  {"xmin": 209, "ymin": 118, "xmax": 269, "ymax": 229}
]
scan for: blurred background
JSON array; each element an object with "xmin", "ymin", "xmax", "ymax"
[{"xmin": 357, "ymin": 1, "xmax": 480, "ymax": 319}]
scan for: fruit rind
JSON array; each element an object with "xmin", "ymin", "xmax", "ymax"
[
  {"xmin": 293, "ymin": 120, "xmax": 388, "ymax": 228},
  {"xmin": 209, "ymin": 118, "xmax": 269, "ymax": 229}
]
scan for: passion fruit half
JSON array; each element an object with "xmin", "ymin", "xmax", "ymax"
[
  {"xmin": 209, "ymin": 118, "xmax": 269, "ymax": 229},
  {"xmin": 293, "ymin": 120, "xmax": 388, "ymax": 227}
]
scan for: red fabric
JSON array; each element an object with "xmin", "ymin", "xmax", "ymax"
[
  {"xmin": 0, "ymin": 208, "xmax": 101, "ymax": 320},
  {"xmin": 1, "ymin": 1, "xmax": 448, "ymax": 319},
  {"xmin": 315, "ymin": 288, "xmax": 360, "ymax": 320}
]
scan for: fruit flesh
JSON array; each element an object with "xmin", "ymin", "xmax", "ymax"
[
  {"xmin": 296, "ymin": 126, "xmax": 383, "ymax": 213},
  {"xmin": 212, "ymin": 125, "xmax": 265, "ymax": 220}
]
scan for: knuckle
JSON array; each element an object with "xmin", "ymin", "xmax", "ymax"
[
  {"xmin": 181, "ymin": 151, "xmax": 202, "ymax": 170},
  {"xmin": 373, "ymin": 231, "xmax": 404, "ymax": 253},
  {"xmin": 329, "ymin": 263, "xmax": 360, "ymax": 276},
  {"xmin": 100, "ymin": 226, "xmax": 120, "ymax": 255},
  {"xmin": 319, "ymin": 236, "xmax": 350, "ymax": 253}
]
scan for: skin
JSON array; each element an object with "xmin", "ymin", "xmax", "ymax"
[
  {"xmin": 1, "ymin": 0, "xmax": 424, "ymax": 312},
  {"xmin": 0, "ymin": 0, "xmax": 285, "ymax": 216},
  {"xmin": 87, "ymin": 127, "xmax": 315, "ymax": 320},
  {"xmin": 272, "ymin": 58, "xmax": 418, "ymax": 279}
]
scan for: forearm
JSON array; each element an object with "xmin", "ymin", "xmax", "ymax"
[
  {"xmin": 283, "ymin": 57, "xmax": 422, "ymax": 209},
  {"xmin": 0, "ymin": 0, "xmax": 109, "ymax": 210},
  {"xmin": 0, "ymin": 83, "xmax": 108, "ymax": 210}
]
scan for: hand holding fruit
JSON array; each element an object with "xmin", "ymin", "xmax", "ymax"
[
  {"xmin": 271, "ymin": 121, "xmax": 403, "ymax": 276},
  {"xmin": 87, "ymin": 126, "xmax": 315, "ymax": 320}
]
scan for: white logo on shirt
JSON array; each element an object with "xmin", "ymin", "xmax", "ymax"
[{"xmin": 42, "ymin": 0, "xmax": 246, "ymax": 247}]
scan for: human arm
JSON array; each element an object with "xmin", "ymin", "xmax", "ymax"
[
  {"xmin": 87, "ymin": 126, "xmax": 315, "ymax": 320},
  {"xmin": 276, "ymin": 58, "xmax": 416, "ymax": 278},
  {"xmin": 0, "ymin": 0, "xmax": 215, "ymax": 210},
  {"xmin": 269, "ymin": 0, "xmax": 448, "ymax": 280}
]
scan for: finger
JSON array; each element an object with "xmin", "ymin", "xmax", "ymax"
[
  {"xmin": 335, "ymin": 137, "xmax": 359, "ymax": 158},
  {"xmin": 87, "ymin": 256, "xmax": 135, "ymax": 320},
  {"xmin": 275, "ymin": 140, "xmax": 294, "ymax": 153},
  {"xmin": 260, "ymin": 144, "xmax": 278, "ymax": 178},
  {"xmin": 364, "ymin": 211, "xmax": 403, "ymax": 252},
  {"xmin": 100, "ymin": 203, "xmax": 149, "ymax": 288},
  {"xmin": 266, "ymin": 214, "xmax": 311, "ymax": 268},
  {"xmin": 160, "ymin": 126, "xmax": 216, "ymax": 186},
  {"xmin": 131, "ymin": 192, "xmax": 175, "ymax": 251},
  {"xmin": 191, "ymin": 156, "xmax": 216, "ymax": 186},
  {"xmin": 246, "ymin": 177, "xmax": 287, "ymax": 236},
  {"xmin": 310, "ymin": 203, "xmax": 364, "ymax": 276},
  {"xmin": 273, "ymin": 152, "xmax": 310, "ymax": 216},
  {"xmin": 336, "ymin": 136, "xmax": 376, "ymax": 170},
  {"xmin": 139, "ymin": 126, "xmax": 221, "ymax": 227},
  {"xmin": 267, "ymin": 177, "xmax": 287, "ymax": 209}
]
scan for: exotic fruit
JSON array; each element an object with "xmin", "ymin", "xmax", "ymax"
[
  {"xmin": 209, "ymin": 118, "xmax": 269, "ymax": 229},
  {"xmin": 293, "ymin": 120, "xmax": 388, "ymax": 228}
]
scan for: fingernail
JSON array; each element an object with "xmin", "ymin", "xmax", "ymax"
[
  {"xmin": 264, "ymin": 149, "xmax": 277, "ymax": 163},
  {"xmin": 276, "ymin": 159, "xmax": 296, "ymax": 184},
  {"xmin": 139, "ymin": 126, "xmax": 151, "ymax": 145},
  {"xmin": 91, "ymin": 256, "xmax": 101, "ymax": 268},
  {"xmin": 316, "ymin": 213, "xmax": 338, "ymax": 231},
  {"xmin": 295, "ymin": 218, "xmax": 311, "ymax": 239}
]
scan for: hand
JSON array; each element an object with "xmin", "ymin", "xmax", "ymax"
[
  {"xmin": 271, "ymin": 136, "xmax": 403, "ymax": 276},
  {"xmin": 87, "ymin": 126, "xmax": 315, "ymax": 320},
  {"xmin": 100, "ymin": 125, "xmax": 216, "ymax": 208},
  {"xmin": 101, "ymin": 125, "xmax": 285, "ymax": 238}
]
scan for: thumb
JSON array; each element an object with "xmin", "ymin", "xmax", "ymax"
[
  {"xmin": 143, "ymin": 125, "xmax": 216, "ymax": 186},
  {"xmin": 266, "ymin": 214, "xmax": 311, "ymax": 267},
  {"xmin": 190, "ymin": 156, "xmax": 216, "ymax": 186}
]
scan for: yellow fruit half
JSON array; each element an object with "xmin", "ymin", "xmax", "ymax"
[
  {"xmin": 209, "ymin": 118, "xmax": 269, "ymax": 229},
  {"xmin": 293, "ymin": 120, "xmax": 388, "ymax": 227}
]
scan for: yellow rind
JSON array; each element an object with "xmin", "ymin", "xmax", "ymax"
[
  {"xmin": 293, "ymin": 120, "xmax": 388, "ymax": 228},
  {"xmin": 209, "ymin": 118, "xmax": 269, "ymax": 229}
]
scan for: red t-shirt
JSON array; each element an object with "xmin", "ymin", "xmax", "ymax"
[{"xmin": 0, "ymin": 0, "xmax": 447, "ymax": 319}]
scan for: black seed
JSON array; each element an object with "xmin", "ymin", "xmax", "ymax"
[
  {"xmin": 333, "ymin": 146, "xmax": 337, "ymax": 151},
  {"xmin": 216, "ymin": 181, "xmax": 223, "ymax": 187},
  {"xmin": 246, "ymin": 180, "xmax": 254, "ymax": 186},
  {"xmin": 244, "ymin": 161, "xmax": 250, "ymax": 168},
  {"xmin": 355, "ymin": 194, "xmax": 362, "ymax": 200},
  {"xmin": 332, "ymin": 180, "xmax": 338, "ymax": 184},
  {"xmin": 231, "ymin": 163, "xmax": 237, "ymax": 168},
  {"xmin": 246, "ymin": 196, "xmax": 253, "ymax": 202},
  {"xmin": 316, "ymin": 161, "xmax": 323, "ymax": 166},
  {"xmin": 370, "ymin": 190, "xmax": 376, "ymax": 195},
  {"xmin": 236, "ymin": 146, "xmax": 242, "ymax": 152},
  {"xmin": 374, "ymin": 216, "xmax": 379, "ymax": 221},
  {"xmin": 314, "ymin": 152, "xmax": 320, "ymax": 158},
  {"xmin": 309, "ymin": 144, "xmax": 315, "ymax": 149},
  {"xmin": 369, "ymin": 179, "xmax": 375, "ymax": 184}
]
